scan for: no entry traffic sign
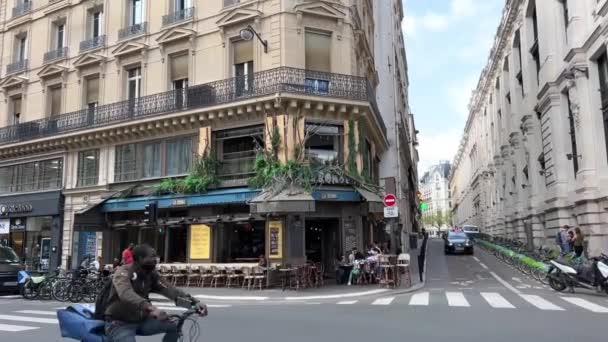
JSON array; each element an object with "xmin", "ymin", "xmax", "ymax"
[{"xmin": 383, "ymin": 194, "xmax": 397, "ymax": 207}]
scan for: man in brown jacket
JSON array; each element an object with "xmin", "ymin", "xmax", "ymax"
[{"xmin": 104, "ymin": 244, "xmax": 207, "ymax": 342}]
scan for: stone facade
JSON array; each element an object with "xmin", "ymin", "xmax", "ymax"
[
  {"xmin": 420, "ymin": 161, "xmax": 451, "ymax": 229},
  {"xmin": 450, "ymin": 0, "xmax": 608, "ymax": 256}
]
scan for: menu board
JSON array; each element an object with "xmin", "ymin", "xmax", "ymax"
[
  {"xmin": 344, "ymin": 220, "xmax": 357, "ymax": 252},
  {"xmin": 190, "ymin": 225, "xmax": 211, "ymax": 260},
  {"xmin": 268, "ymin": 220, "xmax": 283, "ymax": 259}
]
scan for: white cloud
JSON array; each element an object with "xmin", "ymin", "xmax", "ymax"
[
  {"xmin": 420, "ymin": 12, "xmax": 450, "ymax": 32},
  {"xmin": 446, "ymin": 74, "xmax": 479, "ymax": 119},
  {"xmin": 417, "ymin": 128, "xmax": 463, "ymax": 176},
  {"xmin": 450, "ymin": 0, "xmax": 476, "ymax": 18}
]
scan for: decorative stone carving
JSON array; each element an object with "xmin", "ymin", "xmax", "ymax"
[{"xmin": 566, "ymin": 79, "xmax": 581, "ymax": 129}]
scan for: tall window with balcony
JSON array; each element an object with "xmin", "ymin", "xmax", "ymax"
[
  {"xmin": 10, "ymin": 97, "xmax": 22, "ymax": 125},
  {"xmin": 121, "ymin": 0, "xmax": 146, "ymax": 39},
  {"xmin": 305, "ymin": 30, "xmax": 331, "ymax": 94},
  {"xmin": 82, "ymin": 8, "xmax": 105, "ymax": 51},
  {"xmin": 164, "ymin": 0, "xmax": 193, "ymax": 26},
  {"xmin": 48, "ymin": 86, "xmax": 62, "ymax": 117},
  {"xmin": 233, "ymin": 40, "xmax": 253, "ymax": 96},
  {"xmin": 513, "ymin": 30, "xmax": 524, "ymax": 98},
  {"xmin": 127, "ymin": 67, "xmax": 142, "ymax": 100},
  {"xmin": 170, "ymin": 54, "xmax": 188, "ymax": 108},
  {"xmin": 214, "ymin": 126, "xmax": 264, "ymax": 183},
  {"xmin": 45, "ymin": 22, "xmax": 67, "ymax": 63},
  {"xmin": 12, "ymin": 0, "xmax": 31, "ymax": 18},
  {"xmin": 8, "ymin": 34, "xmax": 28, "ymax": 74},
  {"xmin": 597, "ymin": 52, "xmax": 608, "ymax": 162},
  {"xmin": 77, "ymin": 150, "xmax": 99, "ymax": 187},
  {"xmin": 85, "ymin": 76, "xmax": 99, "ymax": 124}
]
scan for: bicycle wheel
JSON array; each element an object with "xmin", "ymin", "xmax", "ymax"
[
  {"xmin": 38, "ymin": 280, "xmax": 54, "ymax": 300},
  {"xmin": 21, "ymin": 279, "xmax": 38, "ymax": 300},
  {"xmin": 52, "ymin": 279, "xmax": 70, "ymax": 302},
  {"xmin": 67, "ymin": 281, "xmax": 85, "ymax": 303}
]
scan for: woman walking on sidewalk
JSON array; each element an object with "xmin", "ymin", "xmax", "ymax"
[{"xmin": 573, "ymin": 227, "xmax": 585, "ymax": 258}]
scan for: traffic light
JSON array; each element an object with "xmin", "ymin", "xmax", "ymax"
[
  {"xmin": 416, "ymin": 191, "xmax": 422, "ymax": 199},
  {"xmin": 144, "ymin": 202, "xmax": 158, "ymax": 226},
  {"xmin": 420, "ymin": 201, "xmax": 428, "ymax": 210}
]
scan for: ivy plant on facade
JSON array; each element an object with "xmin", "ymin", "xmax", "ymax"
[{"xmin": 154, "ymin": 150, "xmax": 220, "ymax": 195}]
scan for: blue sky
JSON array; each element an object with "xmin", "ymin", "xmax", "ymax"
[{"xmin": 402, "ymin": 0, "xmax": 504, "ymax": 175}]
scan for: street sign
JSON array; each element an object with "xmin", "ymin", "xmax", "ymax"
[
  {"xmin": 383, "ymin": 194, "xmax": 397, "ymax": 207},
  {"xmin": 384, "ymin": 206, "xmax": 399, "ymax": 218}
]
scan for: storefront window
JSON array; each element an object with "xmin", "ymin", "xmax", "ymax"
[
  {"xmin": 214, "ymin": 125, "xmax": 264, "ymax": 180},
  {"xmin": 24, "ymin": 216, "xmax": 52, "ymax": 271},
  {"xmin": 305, "ymin": 123, "xmax": 342, "ymax": 164},
  {"xmin": 0, "ymin": 159, "xmax": 62, "ymax": 194},
  {"xmin": 221, "ymin": 221, "xmax": 265, "ymax": 262}
]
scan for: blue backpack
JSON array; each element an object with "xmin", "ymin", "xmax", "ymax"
[{"xmin": 57, "ymin": 304, "xmax": 107, "ymax": 342}]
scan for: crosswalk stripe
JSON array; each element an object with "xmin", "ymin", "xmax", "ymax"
[
  {"xmin": 0, "ymin": 314, "xmax": 58, "ymax": 324},
  {"xmin": 0, "ymin": 295, "xmax": 22, "ymax": 299},
  {"xmin": 409, "ymin": 292, "xmax": 429, "ymax": 306},
  {"xmin": 520, "ymin": 295, "xmax": 564, "ymax": 311},
  {"xmin": 15, "ymin": 310, "xmax": 57, "ymax": 316},
  {"xmin": 372, "ymin": 297, "xmax": 394, "ymax": 305},
  {"xmin": 480, "ymin": 292, "xmax": 515, "ymax": 309},
  {"xmin": 445, "ymin": 292, "xmax": 470, "ymax": 307},
  {"xmin": 0, "ymin": 323, "xmax": 39, "ymax": 332},
  {"xmin": 337, "ymin": 300, "xmax": 358, "ymax": 305},
  {"xmin": 561, "ymin": 297, "xmax": 608, "ymax": 313}
]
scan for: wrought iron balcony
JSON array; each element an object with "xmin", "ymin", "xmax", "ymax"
[
  {"xmin": 223, "ymin": 0, "xmax": 240, "ymax": 7},
  {"xmin": 0, "ymin": 67, "xmax": 387, "ymax": 145},
  {"xmin": 162, "ymin": 7, "xmax": 194, "ymax": 26},
  {"xmin": 80, "ymin": 35, "xmax": 106, "ymax": 52},
  {"xmin": 119, "ymin": 22, "xmax": 147, "ymax": 40},
  {"xmin": 6, "ymin": 59, "xmax": 28, "ymax": 75},
  {"xmin": 12, "ymin": 1, "xmax": 31, "ymax": 18},
  {"xmin": 43, "ymin": 47, "xmax": 69, "ymax": 63}
]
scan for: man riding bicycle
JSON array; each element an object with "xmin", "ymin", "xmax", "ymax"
[{"xmin": 103, "ymin": 244, "xmax": 207, "ymax": 342}]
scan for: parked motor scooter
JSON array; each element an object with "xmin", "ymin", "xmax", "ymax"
[{"xmin": 547, "ymin": 254, "xmax": 608, "ymax": 294}]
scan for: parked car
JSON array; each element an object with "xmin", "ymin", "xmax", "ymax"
[
  {"xmin": 0, "ymin": 246, "xmax": 24, "ymax": 293},
  {"xmin": 444, "ymin": 231, "xmax": 474, "ymax": 255},
  {"xmin": 462, "ymin": 225, "xmax": 480, "ymax": 240}
]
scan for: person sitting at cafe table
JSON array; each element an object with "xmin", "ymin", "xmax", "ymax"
[
  {"xmin": 347, "ymin": 260, "xmax": 362, "ymax": 286},
  {"xmin": 335, "ymin": 255, "xmax": 348, "ymax": 284},
  {"xmin": 258, "ymin": 254, "xmax": 267, "ymax": 268}
]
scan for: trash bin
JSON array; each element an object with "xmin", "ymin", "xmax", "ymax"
[{"xmin": 409, "ymin": 234, "xmax": 418, "ymax": 250}]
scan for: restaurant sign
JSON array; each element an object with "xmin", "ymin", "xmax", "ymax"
[
  {"xmin": 190, "ymin": 224, "xmax": 211, "ymax": 260},
  {"xmin": 0, "ymin": 204, "xmax": 33, "ymax": 216},
  {"xmin": 268, "ymin": 220, "xmax": 283, "ymax": 259}
]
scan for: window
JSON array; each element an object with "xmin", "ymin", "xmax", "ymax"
[
  {"xmin": 174, "ymin": 0, "xmax": 192, "ymax": 11},
  {"xmin": 55, "ymin": 23, "xmax": 65, "ymax": 49},
  {"xmin": 565, "ymin": 95, "xmax": 578, "ymax": 176},
  {"xmin": 85, "ymin": 76, "xmax": 99, "ymax": 109},
  {"xmin": 514, "ymin": 30, "xmax": 524, "ymax": 97},
  {"xmin": 214, "ymin": 125, "xmax": 264, "ymax": 180},
  {"xmin": 114, "ymin": 137, "xmax": 195, "ymax": 182},
  {"xmin": 77, "ymin": 150, "xmax": 99, "ymax": 187},
  {"xmin": 0, "ymin": 159, "xmax": 63, "ymax": 194},
  {"xmin": 304, "ymin": 123, "xmax": 342, "ymax": 164},
  {"xmin": 48, "ymin": 86, "xmax": 62, "ymax": 116},
  {"xmin": 11, "ymin": 97, "xmax": 22, "ymax": 125},
  {"xmin": 170, "ymin": 54, "xmax": 188, "ymax": 107},
  {"xmin": 598, "ymin": 52, "xmax": 608, "ymax": 162},
  {"xmin": 561, "ymin": 0, "xmax": 569, "ymax": 31},
  {"xmin": 92, "ymin": 11, "xmax": 102, "ymax": 38},
  {"xmin": 305, "ymin": 30, "xmax": 331, "ymax": 93},
  {"xmin": 130, "ymin": 0, "xmax": 143, "ymax": 26},
  {"xmin": 127, "ymin": 67, "xmax": 142, "ymax": 100},
  {"xmin": 16, "ymin": 35, "xmax": 27, "ymax": 62},
  {"xmin": 233, "ymin": 40, "xmax": 253, "ymax": 95}
]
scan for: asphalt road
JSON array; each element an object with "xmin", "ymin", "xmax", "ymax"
[{"xmin": 1, "ymin": 238, "xmax": 607, "ymax": 341}]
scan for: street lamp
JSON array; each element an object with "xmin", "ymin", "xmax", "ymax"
[{"xmin": 240, "ymin": 25, "xmax": 268, "ymax": 53}]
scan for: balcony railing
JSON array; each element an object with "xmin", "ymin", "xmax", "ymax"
[
  {"xmin": 0, "ymin": 67, "xmax": 387, "ymax": 145},
  {"xmin": 6, "ymin": 59, "xmax": 28, "ymax": 74},
  {"xmin": 43, "ymin": 47, "xmax": 69, "ymax": 63},
  {"xmin": 223, "ymin": 0, "xmax": 240, "ymax": 7},
  {"xmin": 12, "ymin": 1, "xmax": 31, "ymax": 18},
  {"xmin": 119, "ymin": 22, "xmax": 148, "ymax": 40},
  {"xmin": 80, "ymin": 35, "xmax": 106, "ymax": 52},
  {"xmin": 162, "ymin": 7, "xmax": 194, "ymax": 26}
]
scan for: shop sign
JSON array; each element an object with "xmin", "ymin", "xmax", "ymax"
[
  {"xmin": 268, "ymin": 220, "xmax": 283, "ymax": 259},
  {"xmin": 10, "ymin": 218, "xmax": 26, "ymax": 230},
  {"xmin": 0, "ymin": 219, "xmax": 9, "ymax": 235},
  {"xmin": 0, "ymin": 204, "xmax": 33, "ymax": 216},
  {"xmin": 171, "ymin": 199, "xmax": 187, "ymax": 207},
  {"xmin": 384, "ymin": 206, "xmax": 399, "ymax": 218},
  {"xmin": 190, "ymin": 225, "xmax": 211, "ymax": 260},
  {"xmin": 344, "ymin": 220, "xmax": 357, "ymax": 252}
]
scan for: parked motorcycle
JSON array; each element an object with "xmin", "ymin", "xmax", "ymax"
[{"xmin": 547, "ymin": 254, "xmax": 608, "ymax": 294}]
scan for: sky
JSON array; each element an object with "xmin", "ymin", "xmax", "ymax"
[{"xmin": 402, "ymin": 0, "xmax": 504, "ymax": 176}]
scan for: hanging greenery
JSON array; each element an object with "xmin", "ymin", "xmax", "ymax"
[
  {"xmin": 154, "ymin": 150, "xmax": 220, "ymax": 195},
  {"xmin": 358, "ymin": 122, "xmax": 370, "ymax": 181},
  {"xmin": 347, "ymin": 120, "xmax": 358, "ymax": 177}
]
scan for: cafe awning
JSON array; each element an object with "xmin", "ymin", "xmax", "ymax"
[
  {"xmin": 249, "ymin": 186, "xmax": 315, "ymax": 213},
  {"xmin": 355, "ymin": 187, "xmax": 384, "ymax": 213}
]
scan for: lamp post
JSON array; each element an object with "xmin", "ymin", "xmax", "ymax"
[{"xmin": 239, "ymin": 25, "xmax": 268, "ymax": 53}]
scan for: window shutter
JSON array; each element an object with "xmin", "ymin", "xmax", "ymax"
[
  {"xmin": 305, "ymin": 31, "xmax": 331, "ymax": 72},
  {"xmin": 170, "ymin": 54, "xmax": 188, "ymax": 80},
  {"xmin": 233, "ymin": 40, "xmax": 253, "ymax": 65},
  {"xmin": 86, "ymin": 77, "xmax": 100, "ymax": 104}
]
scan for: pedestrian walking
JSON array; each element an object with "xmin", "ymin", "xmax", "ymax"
[
  {"xmin": 556, "ymin": 225, "xmax": 571, "ymax": 255},
  {"xmin": 573, "ymin": 227, "xmax": 585, "ymax": 258}
]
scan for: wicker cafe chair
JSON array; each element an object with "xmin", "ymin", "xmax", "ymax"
[
  {"xmin": 171, "ymin": 265, "xmax": 186, "ymax": 286},
  {"xmin": 226, "ymin": 267, "xmax": 244, "ymax": 288},
  {"xmin": 210, "ymin": 266, "xmax": 227, "ymax": 288},
  {"xmin": 241, "ymin": 267, "xmax": 255, "ymax": 290},
  {"xmin": 314, "ymin": 262, "xmax": 324, "ymax": 287},
  {"xmin": 185, "ymin": 266, "xmax": 201, "ymax": 287},
  {"xmin": 198, "ymin": 266, "xmax": 213, "ymax": 287},
  {"xmin": 252, "ymin": 266, "xmax": 266, "ymax": 290}
]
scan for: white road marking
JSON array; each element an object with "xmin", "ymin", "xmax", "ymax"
[
  {"xmin": 284, "ymin": 289, "xmax": 388, "ymax": 300},
  {"xmin": 489, "ymin": 272, "xmax": 522, "ymax": 294},
  {"xmin": 409, "ymin": 292, "xmax": 429, "ymax": 306},
  {"xmin": 512, "ymin": 277, "xmax": 523, "ymax": 283},
  {"xmin": 15, "ymin": 310, "xmax": 57, "ymax": 316},
  {"xmin": 520, "ymin": 295, "xmax": 564, "ymax": 311},
  {"xmin": 0, "ymin": 323, "xmax": 39, "ymax": 332},
  {"xmin": 193, "ymin": 295, "xmax": 268, "ymax": 301},
  {"xmin": 445, "ymin": 292, "xmax": 470, "ymax": 307},
  {"xmin": 372, "ymin": 297, "xmax": 395, "ymax": 305},
  {"xmin": 0, "ymin": 295, "xmax": 21, "ymax": 299},
  {"xmin": 561, "ymin": 297, "xmax": 608, "ymax": 313},
  {"xmin": 0, "ymin": 314, "xmax": 58, "ymax": 324},
  {"xmin": 480, "ymin": 292, "xmax": 515, "ymax": 309},
  {"xmin": 472, "ymin": 256, "xmax": 480, "ymax": 262},
  {"xmin": 337, "ymin": 300, "xmax": 358, "ymax": 305},
  {"xmin": 479, "ymin": 263, "xmax": 489, "ymax": 270}
]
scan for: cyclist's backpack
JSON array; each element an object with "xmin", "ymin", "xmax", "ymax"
[{"xmin": 93, "ymin": 280, "xmax": 113, "ymax": 320}]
